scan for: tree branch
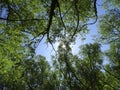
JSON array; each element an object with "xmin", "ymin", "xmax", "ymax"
[
  {"xmin": 70, "ymin": 0, "xmax": 98, "ymax": 40},
  {"xmin": 45, "ymin": 0, "xmax": 59, "ymax": 54},
  {"xmin": 57, "ymin": 1, "xmax": 66, "ymax": 33},
  {"xmin": 0, "ymin": 17, "xmax": 46, "ymax": 21},
  {"xmin": 70, "ymin": 0, "xmax": 79, "ymax": 40}
]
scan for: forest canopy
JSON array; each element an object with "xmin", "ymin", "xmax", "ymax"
[{"xmin": 0, "ymin": 0, "xmax": 120, "ymax": 90}]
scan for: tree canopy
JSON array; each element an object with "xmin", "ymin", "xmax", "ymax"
[{"xmin": 0, "ymin": 0, "xmax": 120, "ymax": 90}]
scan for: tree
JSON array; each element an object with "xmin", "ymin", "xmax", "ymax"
[
  {"xmin": 23, "ymin": 55, "xmax": 52, "ymax": 90},
  {"xmin": 0, "ymin": 0, "xmax": 98, "ymax": 45},
  {"xmin": 98, "ymin": 1, "xmax": 120, "ymax": 89},
  {"xmin": 52, "ymin": 41, "xmax": 105, "ymax": 89},
  {"xmin": 0, "ymin": 0, "xmax": 120, "ymax": 90},
  {"xmin": 0, "ymin": 1, "xmax": 98, "ymax": 89}
]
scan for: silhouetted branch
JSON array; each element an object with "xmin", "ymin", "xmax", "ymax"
[
  {"xmin": 0, "ymin": 17, "xmax": 46, "ymax": 21},
  {"xmin": 70, "ymin": 0, "xmax": 98, "ymax": 40},
  {"xmin": 35, "ymin": 35, "xmax": 45, "ymax": 48},
  {"xmin": 57, "ymin": 1, "xmax": 66, "ymax": 32},
  {"xmin": 70, "ymin": 0, "xmax": 80, "ymax": 40},
  {"xmin": 45, "ymin": 0, "xmax": 58, "ymax": 55}
]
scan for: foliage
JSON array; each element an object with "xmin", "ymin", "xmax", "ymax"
[
  {"xmin": 99, "ymin": 8, "xmax": 120, "ymax": 43},
  {"xmin": 0, "ymin": 0, "xmax": 120, "ymax": 90}
]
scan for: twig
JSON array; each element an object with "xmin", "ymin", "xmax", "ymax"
[{"xmin": 35, "ymin": 35, "xmax": 45, "ymax": 48}]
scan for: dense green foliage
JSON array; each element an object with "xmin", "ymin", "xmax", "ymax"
[{"xmin": 0, "ymin": 0, "xmax": 120, "ymax": 90}]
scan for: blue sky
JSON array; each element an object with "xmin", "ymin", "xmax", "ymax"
[{"xmin": 35, "ymin": 0, "xmax": 109, "ymax": 64}]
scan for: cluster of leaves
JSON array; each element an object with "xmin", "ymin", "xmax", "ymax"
[{"xmin": 0, "ymin": 0, "xmax": 120, "ymax": 90}]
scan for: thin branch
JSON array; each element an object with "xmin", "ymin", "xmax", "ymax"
[
  {"xmin": 57, "ymin": 0, "xmax": 66, "ymax": 36},
  {"xmin": 70, "ymin": 0, "xmax": 79, "ymax": 40},
  {"xmin": 62, "ymin": 4, "xmax": 73, "ymax": 18},
  {"xmin": 46, "ymin": 0, "xmax": 56, "ymax": 40},
  {"xmin": 102, "ymin": 66, "xmax": 120, "ymax": 80},
  {"xmin": 0, "ymin": 17, "xmax": 46, "ymax": 21},
  {"xmin": 1, "ymin": 1, "xmax": 47, "ymax": 22},
  {"xmin": 101, "ymin": 79, "xmax": 117, "ymax": 90},
  {"xmin": 30, "ymin": 31, "xmax": 46, "ymax": 41},
  {"xmin": 8, "ymin": 4, "xmax": 22, "ymax": 20},
  {"xmin": 41, "ymin": 0, "xmax": 49, "ymax": 7},
  {"xmin": 70, "ymin": 0, "xmax": 98, "ymax": 40},
  {"xmin": 35, "ymin": 35, "xmax": 45, "ymax": 48},
  {"xmin": 81, "ymin": 0, "xmax": 98, "ymax": 31},
  {"xmin": 28, "ymin": 32, "xmax": 46, "ymax": 48},
  {"xmin": 47, "ymin": 36, "xmax": 58, "ymax": 55}
]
